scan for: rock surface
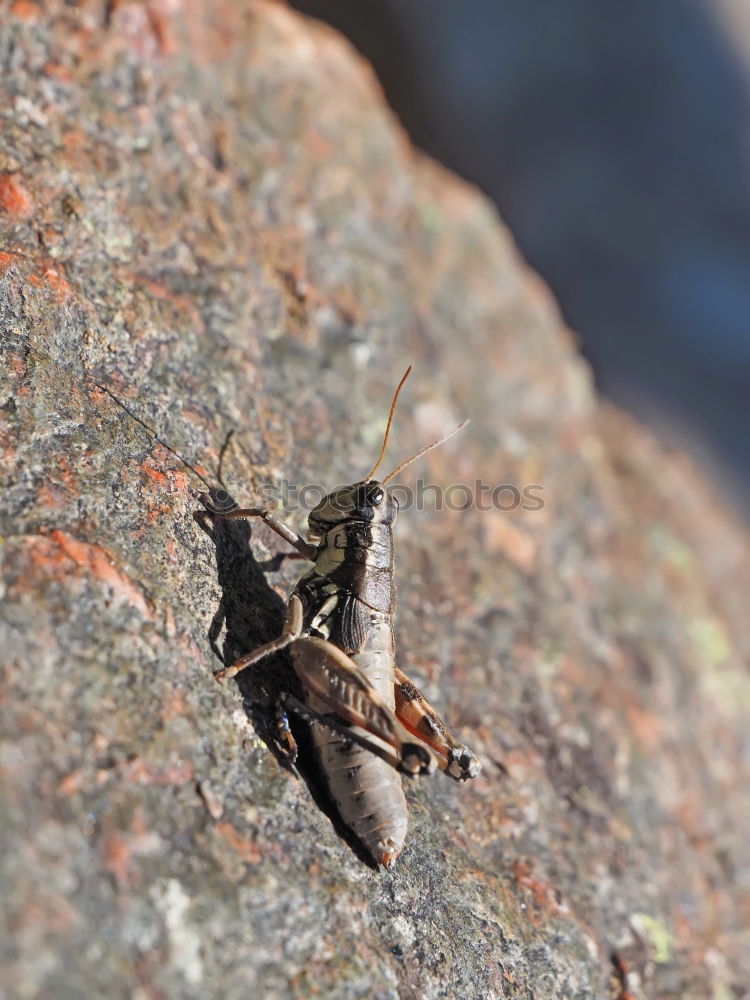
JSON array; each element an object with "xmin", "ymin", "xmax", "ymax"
[{"xmin": 1, "ymin": 3, "xmax": 748, "ymax": 998}]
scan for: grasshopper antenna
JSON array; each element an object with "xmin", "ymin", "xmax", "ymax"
[
  {"xmin": 216, "ymin": 429, "xmax": 235, "ymax": 490},
  {"xmin": 92, "ymin": 377, "xmax": 215, "ymax": 490},
  {"xmin": 381, "ymin": 418, "xmax": 469, "ymax": 485},
  {"xmin": 363, "ymin": 365, "xmax": 412, "ymax": 482}
]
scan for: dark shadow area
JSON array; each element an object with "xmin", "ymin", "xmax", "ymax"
[
  {"xmin": 291, "ymin": 0, "xmax": 750, "ymax": 513},
  {"xmin": 193, "ymin": 490, "xmax": 380, "ymax": 869}
]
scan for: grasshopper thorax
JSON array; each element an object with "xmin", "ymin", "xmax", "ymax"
[{"xmin": 307, "ymin": 480, "xmax": 397, "ymax": 540}]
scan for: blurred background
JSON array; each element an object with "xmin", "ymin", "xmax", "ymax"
[{"xmin": 291, "ymin": 0, "xmax": 750, "ymax": 516}]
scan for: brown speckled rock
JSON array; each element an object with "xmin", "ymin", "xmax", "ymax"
[{"xmin": 1, "ymin": 3, "xmax": 748, "ymax": 998}]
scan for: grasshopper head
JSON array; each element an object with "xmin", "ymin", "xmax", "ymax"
[
  {"xmin": 305, "ymin": 367, "xmax": 466, "ymax": 541},
  {"xmin": 307, "ymin": 480, "xmax": 397, "ymax": 538}
]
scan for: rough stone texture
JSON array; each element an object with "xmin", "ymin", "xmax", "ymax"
[{"xmin": 1, "ymin": 3, "xmax": 748, "ymax": 998}]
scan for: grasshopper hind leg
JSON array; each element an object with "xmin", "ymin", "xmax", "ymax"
[{"xmin": 394, "ymin": 667, "xmax": 481, "ymax": 781}]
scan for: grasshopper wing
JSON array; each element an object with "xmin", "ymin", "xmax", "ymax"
[{"xmin": 290, "ymin": 637, "xmax": 436, "ymax": 776}]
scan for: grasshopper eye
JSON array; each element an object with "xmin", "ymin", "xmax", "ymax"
[{"xmin": 355, "ymin": 483, "xmax": 384, "ymax": 508}]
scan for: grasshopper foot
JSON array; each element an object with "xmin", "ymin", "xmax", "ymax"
[
  {"xmin": 400, "ymin": 743, "xmax": 436, "ymax": 777},
  {"xmin": 447, "ymin": 744, "xmax": 481, "ymax": 781},
  {"xmin": 273, "ymin": 698, "xmax": 298, "ymax": 764}
]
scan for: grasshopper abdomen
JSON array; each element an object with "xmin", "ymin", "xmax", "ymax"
[
  {"xmin": 295, "ymin": 484, "xmax": 407, "ymax": 866},
  {"xmin": 305, "ymin": 620, "xmax": 408, "ymax": 867}
]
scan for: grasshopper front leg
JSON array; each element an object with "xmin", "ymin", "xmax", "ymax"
[
  {"xmin": 394, "ymin": 667, "xmax": 481, "ymax": 781},
  {"xmin": 194, "ymin": 492, "xmax": 318, "ymax": 561}
]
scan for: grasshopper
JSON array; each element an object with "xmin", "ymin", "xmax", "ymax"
[{"xmin": 198, "ymin": 368, "xmax": 481, "ymax": 868}]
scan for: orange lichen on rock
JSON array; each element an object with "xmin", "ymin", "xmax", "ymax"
[
  {"xmin": 214, "ymin": 822, "xmax": 263, "ymax": 865},
  {"xmin": 123, "ymin": 271, "xmax": 204, "ymax": 330},
  {"xmin": 50, "ymin": 530, "xmax": 153, "ymax": 619},
  {"xmin": 142, "ymin": 463, "xmax": 170, "ymax": 487},
  {"xmin": 121, "ymin": 755, "xmax": 194, "ymax": 787},
  {"xmin": 0, "ymin": 173, "xmax": 34, "ymax": 218},
  {"xmin": 10, "ymin": 1, "xmax": 40, "ymax": 22},
  {"xmin": 103, "ymin": 827, "xmax": 132, "ymax": 888},
  {"xmin": 42, "ymin": 266, "xmax": 72, "ymax": 303},
  {"xmin": 0, "ymin": 251, "xmax": 23, "ymax": 274},
  {"xmin": 483, "ymin": 512, "xmax": 538, "ymax": 573},
  {"xmin": 512, "ymin": 858, "xmax": 569, "ymax": 925}
]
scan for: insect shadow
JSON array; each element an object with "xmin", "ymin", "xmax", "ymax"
[{"xmin": 194, "ymin": 487, "xmax": 381, "ymax": 869}]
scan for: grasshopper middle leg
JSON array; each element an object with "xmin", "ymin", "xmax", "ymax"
[{"xmin": 214, "ymin": 594, "xmax": 305, "ymax": 682}]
